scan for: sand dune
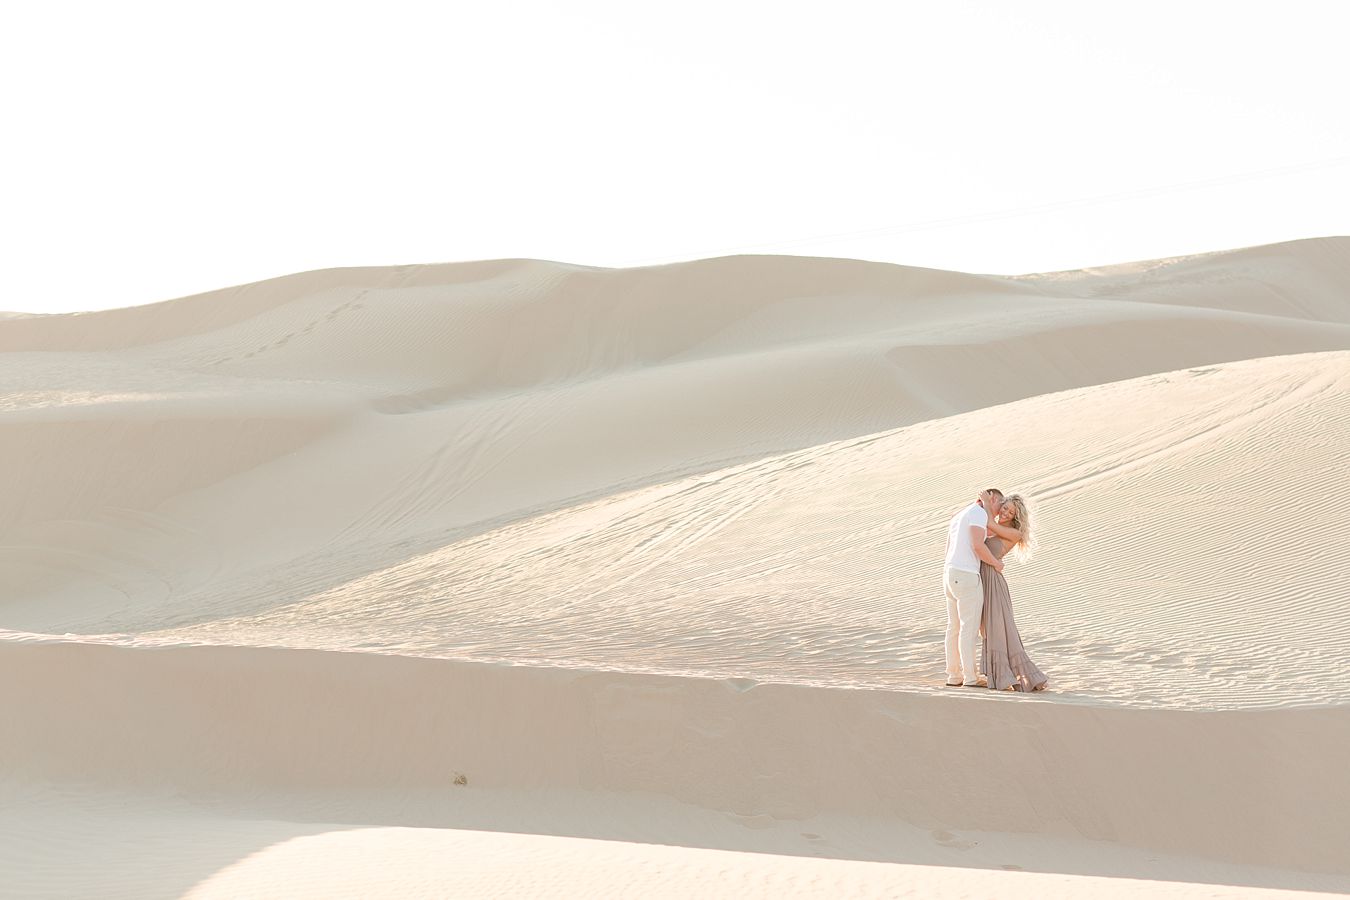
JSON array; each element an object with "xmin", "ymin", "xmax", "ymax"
[
  {"xmin": 2, "ymin": 237, "xmax": 1348, "ymax": 897},
  {"xmin": 119, "ymin": 348, "xmax": 1350, "ymax": 711}
]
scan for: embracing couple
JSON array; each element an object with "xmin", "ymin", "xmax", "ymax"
[{"xmin": 942, "ymin": 488, "xmax": 1048, "ymax": 692}]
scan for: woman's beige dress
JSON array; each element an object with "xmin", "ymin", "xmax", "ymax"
[{"xmin": 979, "ymin": 535, "xmax": 1049, "ymax": 692}]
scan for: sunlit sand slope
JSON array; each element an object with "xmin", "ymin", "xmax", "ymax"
[{"xmin": 67, "ymin": 349, "xmax": 1349, "ymax": 712}]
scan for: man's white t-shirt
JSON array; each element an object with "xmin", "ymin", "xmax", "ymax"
[{"xmin": 944, "ymin": 502, "xmax": 989, "ymax": 574}]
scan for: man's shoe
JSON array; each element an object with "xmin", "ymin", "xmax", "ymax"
[
  {"xmin": 944, "ymin": 676, "xmax": 963, "ymax": 687},
  {"xmin": 963, "ymin": 677, "xmax": 987, "ymax": 688}
]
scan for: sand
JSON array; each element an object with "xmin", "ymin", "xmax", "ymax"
[{"xmin": 1, "ymin": 236, "xmax": 1348, "ymax": 897}]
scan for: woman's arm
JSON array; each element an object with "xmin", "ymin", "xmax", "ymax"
[{"xmin": 986, "ymin": 518, "xmax": 1023, "ymax": 545}]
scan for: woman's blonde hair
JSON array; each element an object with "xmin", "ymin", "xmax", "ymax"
[{"xmin": 1000, "ymin": 493, "xmax": 1037, "ymax": 563}]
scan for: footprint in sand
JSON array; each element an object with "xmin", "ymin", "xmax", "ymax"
[{"xmin": 931, "ymin": 829, "xmax": 977, "ymax": 850}]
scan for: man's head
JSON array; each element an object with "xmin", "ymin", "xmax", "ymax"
[{"xmin": 977, "ymin": 487, "xmax": 1005, "ymax": 514}]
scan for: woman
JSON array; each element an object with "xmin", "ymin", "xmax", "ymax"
[{"xmin": 977, "ymin": 490, "xmax": 1048, "ymax": 692}]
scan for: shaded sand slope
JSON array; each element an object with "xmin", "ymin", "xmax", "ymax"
[
  {"xmin": 2, "ymin": 638, "xmax": 1347, "ymax": 882},
  {"xmin": 2, "ymin": 238, "xmax": 1349, "ymax": 640}
]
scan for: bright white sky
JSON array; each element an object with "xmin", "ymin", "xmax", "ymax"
[{"xmin": 3, "ymin": 0, "xmax": 1349, "ymax": 313}]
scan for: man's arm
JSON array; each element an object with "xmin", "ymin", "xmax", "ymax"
[{"xmin": 969, "ymin": 524, "xmax": 1003, "ymax": 571}]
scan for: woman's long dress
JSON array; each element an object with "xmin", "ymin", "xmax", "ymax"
[{"xmin": 979, "ymin": 536, "xmax": 1049, "ymax": 692}]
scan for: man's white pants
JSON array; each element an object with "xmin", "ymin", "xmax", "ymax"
[{"xmin": 944, "ymin": 566, "xmax": 984, "ymax": 682}]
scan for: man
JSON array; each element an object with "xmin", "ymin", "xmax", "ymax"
[{"xmin": 943, "ymin": 488, "xmax": 1005, "ymax": 687}]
